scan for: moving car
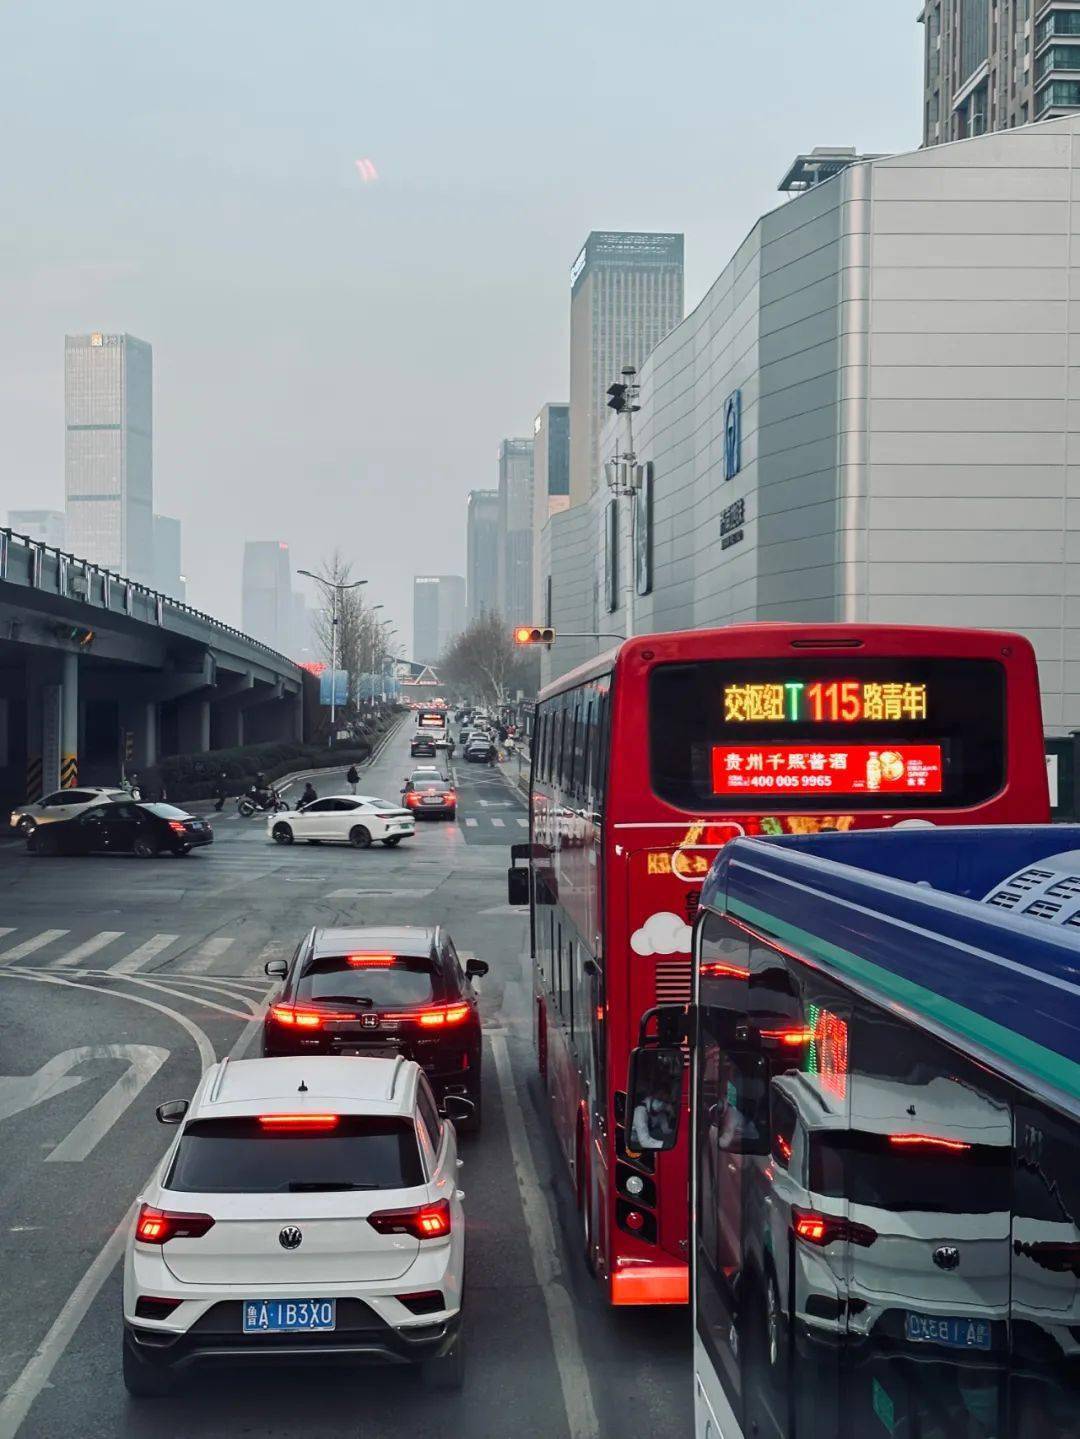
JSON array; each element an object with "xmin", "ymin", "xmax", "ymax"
[
  {"xmin": 10, "ymin": 785, "xmax": 126, "ymax": 837},
  {"xmin": 463, "ymin": 736, "xmax": 496, "ymax": 764},
  {"xmin": 122, "ymin": 1055, "xmax": 467, "ymax": 1397},
  {"xmin": 29, "ymin": 801, "xmax": 213, "ymax": 857},
  {"xmin": 263, "ymin": 925, "xmax": 487, "ymax": 1126},
  {"xmin": 268, "ymin": 796, "xmax": 414, "ymax": 849},
  {"xmin": 401, "ymin": 772, "xmax": 456, "ymax": 819}
]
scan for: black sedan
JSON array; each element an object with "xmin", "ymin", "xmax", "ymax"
[
  {"xmin": 29, "ymin": 800, "xmax": 213, "ymax": 857},
  {"xmin": 263, "ymin": 924, "xmax": 488, "ymax": 1128}
]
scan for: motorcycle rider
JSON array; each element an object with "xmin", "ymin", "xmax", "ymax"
[{"xmin": 300, "ymin": 781, "xmax": 318, "ymax": 807}]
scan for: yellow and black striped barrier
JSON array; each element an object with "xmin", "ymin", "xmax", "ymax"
[
  {"xmin": 60, "ymin": 754, "xmax": 78, "ymax": 788},
  {"xmin": 25, "ymin": 756, "xmax": 43, "ymax": 802}
]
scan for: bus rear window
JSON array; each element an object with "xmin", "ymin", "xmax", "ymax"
[{"xmin": 649, "ymin": 657, "xmax": 1005, "ymax": 812}]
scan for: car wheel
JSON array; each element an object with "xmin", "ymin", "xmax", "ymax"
[
  {"xmin": 132, "ymin": 837, "xmax": 158, "ymax": 859},
  {"xmin": 172, "ymin": 845, "xmax": 191, "ymax": 856},
  {"xmin": 18, "ymin": 816, "xmax": 35, "ymax": 837},
  {"xmin": 383, "ymin": 836, "xmax": 403, "ymax": 847},
  {"xmin": 349, "ymin": 825, "xmax": 372, "ymax": 849},
  {"xmin": 272, "ymin": 823, "xmax": 294, "ymax": 845},
  {"xmin": 122, "ymin": 1340, "xmax": 172, "ymax": 1398},
  {"xmin": 420, "ymin": 1326, "xmax": 465, "ymax": 1392}
]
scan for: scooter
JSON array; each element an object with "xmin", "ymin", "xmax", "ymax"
[{"xmin": 237, "ymin": 788, "xmax": 289, "ymax": 818}]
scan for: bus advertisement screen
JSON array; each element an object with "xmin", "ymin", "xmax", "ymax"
[{"xmin": 711, "ymin": 743, "xmax": 944, "ymax": 797}]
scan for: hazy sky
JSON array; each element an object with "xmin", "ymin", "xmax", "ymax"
[{"xmin": 1, "ymin": 1, "xmax": 922, "ymax": 646}]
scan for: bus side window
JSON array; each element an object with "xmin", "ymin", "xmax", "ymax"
[
  {"xmin": 596, "ymin": 686, "xmax": 611, "ymax": 809},
  {"xmin": 535, "ymin": 709, "xmax": 546, "ymax": 782}
]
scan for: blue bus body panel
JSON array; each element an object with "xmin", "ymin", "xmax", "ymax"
[{"xmin": 701, "ymin": 826, "xmax": 1080, "ymax": 1118}]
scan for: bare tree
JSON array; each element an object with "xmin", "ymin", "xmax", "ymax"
[
  {"xmin": 439, "ymin": 612, "xmax": 539, "ymax": 705},
  {"xmin": 309, "ymin": 552, "xmax": 367, "ymax": 704}
]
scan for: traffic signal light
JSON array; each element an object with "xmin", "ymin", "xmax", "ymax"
[
  {"xmin": 607, "ymin": 382, "xmax": 628, "ymax": 414},
  {"xmin": 514, "ymin": 626, "xmax": 555, "ymax": 646},
  {"xmin": 53, "ymin": 624, "xmax": 95, "ymax": 648}
]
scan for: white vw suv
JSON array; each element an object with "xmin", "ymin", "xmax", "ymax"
[{"xmin": 122, "ymin": 1055, "xmax": 467, "ymax": 1396}]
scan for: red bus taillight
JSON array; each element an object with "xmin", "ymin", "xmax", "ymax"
[
  {"xmin": 368, "ymin": 1199, "xmax": 451, "ymax": 1240},
  {"xmin": 135, "ymin": 1204, "xmax": 215, "ymax": 1245}
]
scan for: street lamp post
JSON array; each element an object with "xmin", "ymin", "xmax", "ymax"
[
  {"xmin": 297, "ymin": 569, "xmax": 367, "ymax": 745},
  {"xmin": 605, "ymin": 365, "xmax": 641, "ymax": 640}
]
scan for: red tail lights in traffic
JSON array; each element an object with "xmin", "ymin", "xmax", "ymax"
[
  {"xmin": 888, "ymin": 1134, "xmax": 972, "ymax": 1152},
  {"xmin": 793, "ymin": 1207, "xmax": 877, "ymax": 1248},
  {"xmin": 257, "ymin": 1113, "xmax": 340, "ymax": 1131},
  {"xmin": 135, "ymin": 1204, "xmax": 215, "ymax": 1245},
  {"xmin": 368, "ymin": 1198, "xmax": 451, "ymax": 1240}
]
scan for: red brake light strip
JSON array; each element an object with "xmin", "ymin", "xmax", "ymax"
[{"xmin": 888, "ymin": 1134, "xmax": 971, "ymax": 1152}]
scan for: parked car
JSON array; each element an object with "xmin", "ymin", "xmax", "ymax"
[
  {"xmin": 122, "ymin": 1055, "xmax": 468, "ymax": 1396},
  {"xmin": 263, "ymin": 924, "xmax": 487, "ymax": 1126},
  {"xmin": 268, "ymin": 795, "xmax": 414, "ymax": 849},
  {"xmin": 10, "ymin": 786, "xmax": 126, "ymax": 837},
  {"xmin": 29, "ymin": 801, "xmax": 213, "ymax": 857}
]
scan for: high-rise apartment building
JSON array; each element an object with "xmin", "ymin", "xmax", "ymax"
[
  {"xmin": 466, "ymin": 490, "xmax": 499, "ymax": 624},
  {"xmin": 152, "ymin": 514, "xmax": 184, "ymax": 601},
  {"xmin": 531, "ymin": 404, "xmax": 570, "ymax": 616},
  {"xmin": 568, "ymin": 232, "xmax": 684, "ymax": 506},
  {"xmin": 920, "ymin": 0, "xmax": 1080, "ymax": 144},
  {"xmin": 65, "ymin": 333, "xmax": 153, "ymax": 583},
  {"xmin": 413, "ymin": 575, "xmax": 465, "ymax": 664},
  {"xmin": 7, "ymin": 510, "xmax": 66, "ymax": 549},
  {"xmin": 497, "ymin": 439, "xmax": 535, "ymax": 624},
  {"xmin": 242, "ymin": 541, "xmax": 293, "ymax": 651}
]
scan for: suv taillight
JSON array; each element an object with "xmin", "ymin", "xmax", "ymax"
[
  {"xmin": 135, "ymin": 1204, "xmax": 215, "ymax": 1245},
  {"xmin": 268, "ymin": 1004, "xmax": 354, "ymax": 1029},
  {"xmin": 368, "ymin": 1199, "xmax": 451, "ymax": 1240},
  {"xmin": 793, "ymin": 1207, "xmax": 877, "ymax": 1248}
]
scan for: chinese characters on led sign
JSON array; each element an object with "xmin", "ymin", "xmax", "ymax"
[
  {"xmin": 806, "ymin": 1005, "xmax": 849, "ymax": 1101},
  {"xmin": 711, "ymin": 744, "xmax": 944, "ymax": 797},
  {"xmin": 723, "ymin": 680, "xmax": 928, "ymax": 724}
]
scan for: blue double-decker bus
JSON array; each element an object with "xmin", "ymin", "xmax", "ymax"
[{"xmin": 628, "ymin": 825, "xmax": 1080, "ymax": 1439}]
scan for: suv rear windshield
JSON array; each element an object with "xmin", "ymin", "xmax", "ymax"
[
  {"xmin": 809, "ymin": 1131, "xmax": 1011, "ymax": 1214},
  {"xmin": 297, "ymin": 954, "xmax": 441, "ymax": 1008},
  {"xmin": 165, "ymin": 1116, "xmax": 423, "ymax": 1192}
]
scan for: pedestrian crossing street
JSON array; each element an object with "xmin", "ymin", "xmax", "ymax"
[{"xmin": 0, "ymin": 926, "xmax": 293, "ymax": 977}]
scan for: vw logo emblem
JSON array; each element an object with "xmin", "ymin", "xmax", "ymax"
[
  {"xmin": 933, "ymin": 1245, "xmax": 960, "ymax": 1271},
  {"xmin": 360, "ymin": 1013, "xmax": 379, "ymax": 1029},
  {"xmin": 279, "ymin": 1226, "xmax": 303, "ymax": 1251}
]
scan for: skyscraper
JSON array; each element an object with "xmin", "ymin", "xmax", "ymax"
[
  {"xmin": 65, "ymin": 332, "xmax": 153, "ymax": 582},
  {"xmin": 7, "ymin": 510, "xmax": 66, "ymax": 549},
  {"xmin": 152, "ymin": 514, "xmax": 184, "ymax": 601},
  {"xmin": 497, "ymin": 438, "xmax": 535, "ymax": 624},
  {"xmin": 568, "ymin": 232, "xmax": 684, "ymax": 506},
  {"xmin": 531, "ymin": 403, "xmax": 570, "ymax": 614},
  {"xmin": 413, "ymin": 575, "xmax": 466, "ymax": 664},
  {"xmin": 242, "ymin": 541, "xmax": 293, "ymax": 651},
  {"xmin": 920, "ymin": 0, "xmax": 1080, "ymax": 144},
  {"xmin": 466, "ymin": 490, "xmax": 499, "ymax": 624}
]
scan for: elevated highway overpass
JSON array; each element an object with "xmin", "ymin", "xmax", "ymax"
[{"xmin": 0, "ymin": 527, "xmax": 303, "ymax": 801}]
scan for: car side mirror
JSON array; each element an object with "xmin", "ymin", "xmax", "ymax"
[
  {"xmin": 625, "ymin": 1045, "xmax": 684, "ymax": 1154},
  {"xmin": 466, "ymin": 958, "xmax": 489, "ymax": 979},
  {"xmin": 441, "ymin": 1094, "xmax": 475, "ymax": 1124},
  {"xmin": 264, "ymin": 959, "xmax": 288, "ymax": 978},
  {"xmin": 156, "ymin": 1099, "xmax": 189, "ymax": 1125}
]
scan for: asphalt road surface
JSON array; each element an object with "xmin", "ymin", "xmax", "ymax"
[{"xmin": 0, "ymin": 721, "xmax": 690, "ymax": 1439}]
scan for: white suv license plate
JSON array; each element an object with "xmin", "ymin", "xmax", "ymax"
[{"xmin": 243, "ymin": 1299, "xmax": 336, "ymax": 1334}]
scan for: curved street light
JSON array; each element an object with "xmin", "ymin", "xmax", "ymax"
[{"xmin": 297, "ymin": 569, "xmax": 367, "ymax": 740}]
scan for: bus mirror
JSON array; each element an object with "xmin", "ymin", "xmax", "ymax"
[
  {"xmin": 507, "ymin": 866, "xmax": 530, "ymax": 906},
  {"xmin": 626, "ymin": 1046, "xmax": 683, "ymax": 1153}
]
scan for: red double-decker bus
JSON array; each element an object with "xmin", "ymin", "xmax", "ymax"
[{"xmin": 507, "ymin": 624, "xmax": 1050, "ymax": 1306}]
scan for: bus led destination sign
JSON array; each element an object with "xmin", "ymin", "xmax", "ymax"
[
  {"xmin": 723, "ymin": 680, "xmax": 928, "ymax": 724},
  {"xmin": 711, "ymin": 744, "xmax": 944, "ymax": 797}
]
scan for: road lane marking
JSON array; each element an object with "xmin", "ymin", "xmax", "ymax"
[
  {"xmin": 183, "ymin": 936, "xmax": 235, "ymax": 972},
  {"xmin": 0, "ymin": 968, "xmax": 260, "ymax": 1439},
  {"xmin": 48, "ymin": 932, "xmax": 124, "ymax": 969},
  {"xmin": 108, "ymin": 934, "xmax": 179, "ymax": 973},
  {"xmin": 464, "ymin": 818, "xmax": 478, "ymax": 827},
  {"xmin": 0, "ymin": 930, "xmax": 69, "ymax": 966},
  {"xmin": 490, "ymin": 818, "xmax": 505, "ymax": 828},
  {"xmin": 46, "ymin": 1044, "xmax": 170, "ymax": 1162},
  {"xmin": 517, "ymin": 817, "xmax": 529, "ymax": 827},
  {"xmin": 0, "ymin": 929, "xmax": 14, "ymax": 943},
  {"xmin": 490, "ymin": 1034, "xmax": 600, "ymax": 1439}
]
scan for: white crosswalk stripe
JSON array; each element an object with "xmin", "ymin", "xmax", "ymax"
[
  {"xmin": 464, "ymin": 818, "xmax": 478, "ymax": 828},
  {"xmin": 184, "ymin": 937, "xmax": 236, "ymax": 973},
  {"xmin": 49, "ymin": 931, "xmax": 124, "ymax": 969},
  {"xmin": 0, "ymin": 929, "xmax": 69, "ymax": 965},
  {"xmin": 0, "ymin": 928, "xmax": 14, "ymax": 943},
  {"xmin": 109, "ymin": 934, "xmax": 180, "ymax": 973},
  {"xmin": 490, "ymin": 818, "xmax": 505, "ymax": 828},
  {"xmin": 516, "ymin": 817, "xmax": 529, "ymax": 827}
]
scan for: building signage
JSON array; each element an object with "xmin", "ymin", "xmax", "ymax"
[
  {"xmin": 711, "ymin": 743, "xmax": 944, "ymax": 797},
  {"xmin": 723, "ymin": 389, "xmax": 742, "ymax": 480},
  {"xmin": 720, "ymin": 496, "xmax": 744, "ymax": 551},
  {"xmin": 569, "ymin": 246, "xmax": 587, "ymax": 289},
  {"xmin": 635, "ymin": 463, "xmax": 653, "ymax": 596}
]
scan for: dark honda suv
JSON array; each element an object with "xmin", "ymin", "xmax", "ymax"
[{"xmin": 263, "ymin": 925, "xmax": 488, "ymax": 1129}]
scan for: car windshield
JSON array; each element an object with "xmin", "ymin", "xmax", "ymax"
[
  {"xmin": 297, "ymin": 954, "xmax": 439, "ymax": 1007},
  {"xmin": 165, "ymin": 1116, "xmax": 424, "ymax": 1193}
]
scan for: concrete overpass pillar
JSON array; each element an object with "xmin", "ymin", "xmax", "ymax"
[
  {"xmin": 177, "ymin": 696, "xmax": 211, "ymax": 755},
  {"xmin": 212, "ymin": 704, "xmax": 244, "ymax": 749},
  {"xmin": 61, "ymin": 651, "xmax": 79, "ymax": 788}
]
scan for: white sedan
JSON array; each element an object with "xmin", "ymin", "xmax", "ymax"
[{"xmin": 267, "ymin": 795, "xmax": 414, "ymax": 849}]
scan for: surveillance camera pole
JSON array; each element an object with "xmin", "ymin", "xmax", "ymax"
[{"xmin": 608, "ymin": 365, "xmax": 640, "ymax": 639}]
